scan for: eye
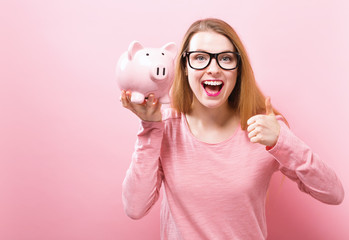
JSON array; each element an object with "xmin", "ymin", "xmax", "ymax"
[
  {"xmin": 195, "ymin": 55, "xmax": 207, "ymax": 61},
  {"xmin": 219, "ymin": 53, "xmax": 234, "ymax": 62},
  {"xmin": 222, "ymin": 56, "xmax": 232, "ymax": 61},
  {"xmin": 146, "ymin": 53, "xmax": 149, "ymax": 56},
  {"xmin": 162, "ymin": 53, "xmax": 165, "ymax": 55}
]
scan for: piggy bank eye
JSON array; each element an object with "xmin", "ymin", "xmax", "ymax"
[
  {"xmin": 162, "ymin": 53, "xmax": 165, "ymax": 55},
  {"xmin": 146, "ymin": 53, "xmax": 149, "ymax": 56}
]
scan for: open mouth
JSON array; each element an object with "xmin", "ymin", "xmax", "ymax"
[{"xmin": 201, "ymin": 80, "xmax": 224, "ymax": 97}]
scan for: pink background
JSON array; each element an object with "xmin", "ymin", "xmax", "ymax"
[{"xmin": 1, "ymin": 0, "xmax": 348, "ymax": 239}]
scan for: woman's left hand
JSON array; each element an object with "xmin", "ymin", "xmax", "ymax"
[{"xmin": 247, "ymin": 97, "xmax": 280, "ymax": 147}]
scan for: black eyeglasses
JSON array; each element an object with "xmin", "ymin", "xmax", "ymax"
[{"xmin": 184, "ymin": 51, "xmax": 240, "ymax": 70}]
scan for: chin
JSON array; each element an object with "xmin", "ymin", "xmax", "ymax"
[{"xmin": 200, "ymin": 99, "xmax": 227, "ymax": 109}]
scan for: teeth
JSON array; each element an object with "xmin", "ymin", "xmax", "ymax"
[{"xmin": 203, "ymin": 81, "xmax": 223, "ymax": 86}]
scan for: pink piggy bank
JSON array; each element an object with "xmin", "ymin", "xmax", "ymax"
[{"xmin": 116, "ymin": 41, "xmax": 177, "ymax": 104}]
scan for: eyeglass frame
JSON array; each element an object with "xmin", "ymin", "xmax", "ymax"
[{"xmin": 184, "ymin": 51, "xmax": 241, "ymax": 70}]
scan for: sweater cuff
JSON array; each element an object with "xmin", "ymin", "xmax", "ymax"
[
  {"xmin": 137, "ymin": 120, "xmax": 165, "ymax": 142},
  {"xmin": 266, "ymin": 120, "xmax": 308, "ymax": 170},
  {"xmin": 140, "ymin": 120, "xmax": 164, "ymax": 129}
]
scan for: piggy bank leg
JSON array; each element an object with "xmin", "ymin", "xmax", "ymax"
[
  {"xmin": 130, "ymin": 92, "xmax": 145, "ymax": 104},
  {"xmin": 159, "ymin": 94, "xmax": 171, "ymax": 104}
]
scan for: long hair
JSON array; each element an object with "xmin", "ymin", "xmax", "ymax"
[{"xmin": 171, "ymin": 18, "xmax": 287, "ymax": 129}]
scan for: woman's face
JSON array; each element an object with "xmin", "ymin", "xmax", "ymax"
[{"xmin": 186, "ymin": 31, "xmax": 238, "ymax": 110}]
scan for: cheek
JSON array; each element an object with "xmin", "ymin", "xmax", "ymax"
[
  {"xmin": 226, "ymin": 72, "xmax": 238, "ymax": 91},
  {"xmin": 188, "ymin": 76, "xmax": 199, "ymax": 92},
  {"xmin": 229, "ymin": 71, "xmax": 238, "ymax": 83},
  {"xmin": 188, "ymin": 70, "xmax": 203, "ymax": 87}
]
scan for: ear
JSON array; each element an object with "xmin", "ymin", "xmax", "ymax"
[
  {"xmin": 128, "ymin": 41, "xmax": 144, "ymax": 60},
  {"xmin": 162, "ymin": 42, "xmax": 177, "ymax": 58}
]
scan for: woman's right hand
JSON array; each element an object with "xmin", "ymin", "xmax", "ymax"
[{"xmin": 120, "ymin": 90, "xmax": 162, "ymax": 122}]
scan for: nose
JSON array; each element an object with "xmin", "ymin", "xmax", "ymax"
[
  {"xmin": 206, "ymin": 58, "xmax": 221, "ymax": 74},
  {"xmin": 152, "ymin": 64, "xmax": 168, "ymax": 80}
]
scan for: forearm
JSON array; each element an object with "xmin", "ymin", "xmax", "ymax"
[
  {"xmin": 269, "ymin": 121, "xmax": 344, "ymax": 204},
  {"xmin": 122, "ymin": 120, "xmax": 164, "ymax": 219}
]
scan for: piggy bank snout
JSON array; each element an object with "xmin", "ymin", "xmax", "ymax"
[{"xmin": 151, "ymin": 64, "xmax": 169, "ymax": 80}]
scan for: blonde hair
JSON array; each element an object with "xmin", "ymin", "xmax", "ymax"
[{"xmin": 171, "ymin": 18, "xmax": 287, "ymax": 129}]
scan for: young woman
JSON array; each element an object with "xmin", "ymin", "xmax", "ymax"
[{"xmin": 120, "ymin": 18, "xmax": 344, "ymax": 240}]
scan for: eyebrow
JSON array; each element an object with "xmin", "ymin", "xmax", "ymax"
[{"xmin": 189, "ymin": 49, "xmax": 235, "ymax": 52}]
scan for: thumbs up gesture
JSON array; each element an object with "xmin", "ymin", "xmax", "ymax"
[{"xmin": 247, "ymin": 97, "xmax": 280, "ymax": 147}]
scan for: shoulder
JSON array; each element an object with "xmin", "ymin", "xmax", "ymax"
[
  {"xmin": 160, "ymin": 107, "xmax": 187, "ymax": 141},
  {"xmin": 161, "ymin": 106, "xmax": 182, "ymax": 122}
]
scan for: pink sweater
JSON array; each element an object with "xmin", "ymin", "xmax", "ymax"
[{"xmin": 122, "ymin": 108, "xmax": 344, "ymax": 240}]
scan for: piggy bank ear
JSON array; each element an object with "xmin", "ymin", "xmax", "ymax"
[
  {"xmin": 128, "ymin": 41, "xmax": 144, "ymax": 60},
  {"xmin": 162, "ymin": 42, "xmax": 177, "ymax": 58}
]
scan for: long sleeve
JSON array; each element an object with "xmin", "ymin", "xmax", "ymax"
[
  {"xmin": 122, "ymin": 120, "xmax": 164, "ymax": 219},
  {"xmin": 268, "ymin": 120, "xmax": 345, "ymax": 205}
]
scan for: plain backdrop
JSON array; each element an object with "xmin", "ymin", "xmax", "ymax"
[{"xmin": 1, "ymin": 0, "xmax": 348, "ymax": 239}]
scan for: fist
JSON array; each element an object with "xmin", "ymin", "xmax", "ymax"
[{"xmin": 247, "ymin": 97, "xmax": 280, "ymax": 147}]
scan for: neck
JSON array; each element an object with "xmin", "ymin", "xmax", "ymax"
[{"xmin": 187, "ymin": 99, "xmax": 237, "ymax": 128}]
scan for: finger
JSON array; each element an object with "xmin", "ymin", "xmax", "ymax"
[
  {"xmin": 248, "ymin": 126, "xmax": 262, "ymax": 138},
  {"xmin": 146, "ymin": 94, "xmax": 155, "ymax": 106},
  {"xmin": 120, "ymin": 90, "xmax": 124, "ymax": 102},
  {"xmin": 248, "ymin": 128, "xmax": 257, "ymax": 139},
  {"xmin": 247, "ymin": 122, "xmax": 257, "ymax": 133},
  {"xmin": 126, "ymin": 90, "xmax": 132, "ymax": 101},
  {"xmin": 250, "ymin": 135, "xmax": 260, "ymax": 143},
  {"xmin": 265, "ymin": 97, "xmax": 275, "ymax": 116},
  {"xmin": 247, "ymin": 114, "xmax": 264, "ymax": 126},
  {"xmin": 120, "ymin": 90, "xmax": 125, "ymax": 101},
  {"xmin": 247, "ymin": 116, "xmax": 257, "ymax": 126},
  {"xmin": 121, "ymin": 90, "xmax": 130, "ymax": 108},
  {"xmin": 122, "ymin": 91, "xmax": 140, "ymax": 110}
]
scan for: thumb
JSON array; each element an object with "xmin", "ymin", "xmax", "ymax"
[{"xmin": 265, "ymin": 97, "xmax": 275, "ymax": 115}]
